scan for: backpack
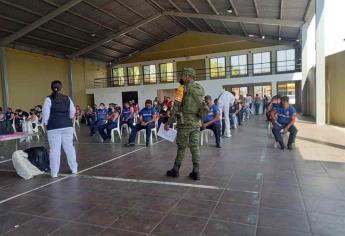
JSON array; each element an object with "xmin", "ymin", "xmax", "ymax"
[
  {"xmin": 0, "ymin": 120, "xmax": 15, "ymax": 135},
  {"xmin": 24, "ymin": 146, "xmax": 50, "ymax": 171}
]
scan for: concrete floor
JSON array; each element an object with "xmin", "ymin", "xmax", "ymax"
[{"xmin": 0, "ymin": 116, "xmax": 344, "ymax": 236}]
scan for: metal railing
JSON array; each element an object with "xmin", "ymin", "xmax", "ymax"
[{"xmin": 93, "ymin": 60, "xmax": 301, "ymax": 88}]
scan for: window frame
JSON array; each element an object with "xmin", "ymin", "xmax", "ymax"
[
  {"xmin": 230, "ymin": 54, "xmax": 248, "ymax": 77},
  {"xmin": 209, "ymin": 56, "xmax": 226, "ymax": 79},
  {"xmin": 159, "ymin": 62, "xmax": 174, "ymax": 83},
  {"xmin": 142, "ymin": 64, "xmax": 157, "ymax": 84},
  {"xmin": 127, "ymin": 66, "xmax": 141, "ymax": 86},
  {"xmin": 252, "ymin": 51, "xmax": 272, "ymax": 75},
  {"xmin": 112, "ymin": 67, "xmax": 125, "ymax": 87},
  {"xmin": 276, "ymin": 49, "xmax": 296, "ymax": 73}
]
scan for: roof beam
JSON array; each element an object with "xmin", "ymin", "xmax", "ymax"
[
  {"xmin": 253, "ymin": 0, "xmax": 263, "ymax": 36},
  {"xmin": 168, "ymin": 0, "xmax": 202, "ymax": 31},
  {"xmin": 164, "ymin": 11, "xmax": 304, "ymax": 27},
  {"xmin": 0, "ymin": 0, "xmax": 82, "ymax": 46},
  {"xmin": 185, "ymin": 0, "xmax": 217, "ymax": 33},
  {"xmin": 69, "ymin": 13, "xmax": 162, "ymax": 58},
  {"xmin": 206, "ymin": 0, "xmax": 232, "ymax": 34},
  {"xmin": 228, "ymin": 0, "xmax": 248, "ymax": 36},
  {"xmin": 304, "ymin": 0, "xmax": 315, "ymax": 22},
  {"xmin": 278, "ymin": 0, "xmax": 284, "ymax": 39}
]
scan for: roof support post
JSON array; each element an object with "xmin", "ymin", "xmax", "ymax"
[{"xmin": 0, "ymin": 47, "xmax": 9, "ymax": 109}]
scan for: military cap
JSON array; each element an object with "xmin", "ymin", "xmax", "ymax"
[
  {"xmin": 181, "ymin": 68, "xmax": 196, "ymax": 78},
  {"xmin": 204, "ymin": 95, "xmax": 212, "ymax": 101}
]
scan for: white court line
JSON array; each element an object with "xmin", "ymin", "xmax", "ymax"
[
  {"xmin": 78, "ymin": 174, "xmax": 259, "ymax": 194},
  {"xmin": 0, "ymin": 140, "xmax": 165, "ymax": 204},
  {"xmin": 0, "ymin": 159, "xmax": 11, "ymax": 164}
]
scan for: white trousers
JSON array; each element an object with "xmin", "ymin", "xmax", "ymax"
[
  {"xmin": 47, "ymin": 127, "xmax": 78, "ymax": 177},
  {"xmin": 219, "ymin": 104, "xmax": 231, "ymax": 137}
]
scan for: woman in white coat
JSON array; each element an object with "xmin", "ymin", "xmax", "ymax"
[
  {"xmin": 42, "ymin": 80, "xmax": 78, "ymax": 178},
  {"xmin": 217, "ymin": 89, "xmax": 235, "ymax": 138}
]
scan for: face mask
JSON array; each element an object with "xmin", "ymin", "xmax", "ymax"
[{"xmin": 179, "ymin": 79, "xmax": 185, "ymax": 85}]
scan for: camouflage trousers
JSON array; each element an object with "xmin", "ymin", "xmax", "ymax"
[{"xmin": 173, "ymin": 126, "xmax": 201, "ymax": 173}]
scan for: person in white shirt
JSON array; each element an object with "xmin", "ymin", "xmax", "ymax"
[
  {"xmin": 217, "ymin": 89, "xmax": 235, "ymax": 138},
  {"xmin": 42, "ymin": 80, "xmax": 78, "ymax": 178}
]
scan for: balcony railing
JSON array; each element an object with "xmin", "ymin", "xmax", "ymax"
[{"xmin": 93, "ymin": 60, "xmax": 301, "ymax": 88}]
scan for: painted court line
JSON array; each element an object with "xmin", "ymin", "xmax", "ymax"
[
  {"xmin": 77, "ymin": 174, "xmax": 259, "ymax": 194},
  {"xmin": 0, "ymin": 159, "xmax": 12, "ymax": 164},
  {"xmin": 0, "ymin": 140, "xmax": 165, "ymax": 204}
]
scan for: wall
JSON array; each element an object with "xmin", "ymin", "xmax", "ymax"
[
  {"xmin": 326, "ymin": 50, "xmax": 345, "ymax": 126},
  {"xmin": 87, "ymin": 73, "xmax": 302, "ymax": 108},
  {"xmin": 123, "ymin": 31, "xmax": 274, "ymax": 63},
  {"xmin": 0, "ymin": 48, "xmax": 107, "ymax": 111}
]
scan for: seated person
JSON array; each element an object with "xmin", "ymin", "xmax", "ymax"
[
  {"xmin": 14, "ymin": 109, "xmax": 29, "ymax": 132},
  {"xmin": 121, "ymin": 102, "xmax": 134, "ymax": 129},
  {"xmin": 267, "ymin": 95, "xmax": 281, "ymax": 121},
  {"xmin": 202, "ymin": 95, "xmax": 221, "ymax": 148},
  {"xmin": 0, "ymin": 112, "xmax": 5, "ymax": 122},
  {"xmin": 34, "ymin": 105, "xmax": 43, "ymax": 123},
  {"xmin": 75, "ymin": 105, "xmax": 81, "ymax": 120},
  {"xmin": 5, "ymin": 107, "xmax": 14, "ymax": 121},
  {"xmin": 90, "ymin": 103, "xmax": 108, "ymax": 136},
  {"xmin": 229, "ymin": 98, "xmax": 241, "ymax": 128},
  {"xmin": 98, "ymin": 108, "xmax": 120, "ymax": 141},
  {"xmin": 158, "ymin": 105, "xmax": 170, "ymax": 129},
  {"xmin": 29, "ymin": 109, "xmax": 38, "ymax": 130},
  {"xmin": 270, "ymin": 96, "xmax": 298, "ymax": 150},
  {"xmin": 127, "ymin": 99, "xmax": 157, "ymax": 147}
]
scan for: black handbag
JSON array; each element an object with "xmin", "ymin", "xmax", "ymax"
[{"xmin": 0, "ymin": 120, "xmax": 15, "ymax": 135}]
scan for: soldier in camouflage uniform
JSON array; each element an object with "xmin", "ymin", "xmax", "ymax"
[{"xmin": 165, "ymin": 68, "xmax": 207, "ymax": 180}]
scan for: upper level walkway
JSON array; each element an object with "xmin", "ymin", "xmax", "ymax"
[{"xmin": 0, "ymin": 115, "xmax": 344, "ymax": 236}]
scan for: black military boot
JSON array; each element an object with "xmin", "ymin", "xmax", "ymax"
[
  {"xmin": 189, "ymin": 171, "xmax": 200, "ymax": 180},
  {"xmin": 166, "ymin": 169, "xmax": 179, "ymax": 177},
  {"xmin": 279, "ymin": 141, "xmax": 286, "ymax": 150}
]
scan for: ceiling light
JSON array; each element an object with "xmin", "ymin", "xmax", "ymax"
[
  {"xmin": 278, "ymin": 37, "xmax": 282, "ymax": 40},
  {"xmin": 248, "ymin": 34, "xmax": 255, "ymax": 37},
  {"xmin": 227, "ymin": 8, "xmax": 233, "ymax": 13},
  {"xmin": 262, "ymin": 35, "xmax": 265, "ymax": 39},
  {"xmin": 91, "ymin": 33, "xmax": 96, "ymax": 37},
  {"xmin": 296, "ymin": 39, "xmax": 300, "ymax": 42}
]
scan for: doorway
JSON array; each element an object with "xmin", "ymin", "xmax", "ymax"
[{"xmin": 122, "ymin": 91, "xmax": 138, "ymax": 104}]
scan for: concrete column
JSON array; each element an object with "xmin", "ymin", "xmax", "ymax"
[
  {"xmin": 205, "ymin": 57, "xmax": 210, "ymax": 80},
  {"xmin": 247, "ymin": 52, "xmax": 253, "ymax": 76},
  {"xmin": 0, "ymin": 47, "xmax": 9, "ymax": 109},
  {"xmin": 68, "ymin": 60, "xmax": 74, "ymax": 100},
  {"xmin": 315, "ymin": 0, "xmax": 326, "ymax": 124},
  {"xmin": 271, "ymin": 80, "xmax": 277, "ymax": 96}
]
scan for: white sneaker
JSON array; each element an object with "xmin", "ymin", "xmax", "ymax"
[{"xmin": 51, "ymin": 174, "xmax": 58, "ymax": 178}]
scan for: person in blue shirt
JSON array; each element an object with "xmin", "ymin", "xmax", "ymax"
[
  {"xmin": 202, "ymin": 95, "xmax": 221, "ymax": 148},
  {"xmin": 121, "ymin": 102, "xmax": 134, "ymax": 129},
  {"xmin": 98, "ymin": 106, "xmax": 119, "ymax": 142},
  {"xmin": 5, "ymin": 107, "xmax": 14, "ymax": 121},
  {"xmin": 90, "ymin": 103, "xmax": 108, "ymax": 136},
  {"xmin": 127, "ymin": 99, "xmax": 157, "ymax": 147},
  {"xmin": 270, "ymin": 96, "xmax": 298, "ymax": 150}
]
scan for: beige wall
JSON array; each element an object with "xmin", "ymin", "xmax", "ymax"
[
  {"xmin": 326, "ymin": 50, "xmax": 345, "ymax": 126},
  {"xmin": 124, "ymin": 31, "xmax": 273, "ymax": 63},
  {"xmin": 0, "ymin": 48, "xmax": 107, "ymax": 111}
]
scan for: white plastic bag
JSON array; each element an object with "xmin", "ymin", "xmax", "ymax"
[{"xmin": 12, "ymin": 150, "xmax": 44, "ymax": 180}]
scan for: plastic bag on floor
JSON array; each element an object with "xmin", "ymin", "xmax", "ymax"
[{"xmin": 12, "ymin": 150, "xmax": 44, "ymax": 180}]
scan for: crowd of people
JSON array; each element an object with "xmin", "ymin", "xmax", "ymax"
[{"xmin": 0, "ymin": 92, "xmax": 297, "ymax": 150}]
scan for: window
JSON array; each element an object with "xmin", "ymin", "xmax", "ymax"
[
  {"xmin": 253, "ymin": 52, "xmax": 271, "ymax": 74},
  {"xmin": 254, "ymin": 85, "xmax": 272, "ymax": 98},
  {"xmin": 277, "ymin": 82, "xmax": 296, "ymax": 104},
  {"xmin": 112, "ymin": 67, "xmax": 125, "ymax": 86},
  {"xmin": 277, "ymin": 49, "xmax": 295, "ymax": 72},
  {"xmin": 210, "ymin": 57, "xmax": 226, "ymax": 78},
  {"xmin": 230, "ymin": 54, "xmax": 247, "ymax": 76},
  {"xmin": 231, "ymin": 87, "xmax": 248, "ymax": 99},
  {"xmin": 143, "ymin": 65, "xmax": 156, "ymax": 84},
  {"xmin": 127, "ymin": 66, "xmax": 140, "ymax": 85},
  {"xmin": 160, "ymin": 63, "xmax": 174, "ymax": 83}
]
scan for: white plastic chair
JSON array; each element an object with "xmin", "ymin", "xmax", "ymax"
[
  {"xmin": 231, "ymin": 114, "xmax": 238, "ymax": 129},
  {"xmin": 137, "ymin": 121, "xmax": 158, "ymax": 145},
  {"xmin": 75, "ymin": 117, "xmax": 80, "ymax": 128},
  {"xmin": 110, "ymin": 118, "xmax": 122, "ymax": 143},
  {"xmin": 121, "ymin": 122, "xmax": 130, "ymax": 135},
  {"xmin": 172, "ymin": 123, "xmax": 177, "ymax": 130},
  {"xmin": 12, "ymin": 117, "xmax": 16, "ymax": 132},
  {"xmin": 200, "ymin": 129, "xmax": 213, "ymax": 146},
  {"xmin": 37, "ymin": 122, "xmax": 45, "ymax": 134},
  {"xmin": 273, "ymin": 130, "xmax": 289, "ymax": 148}
]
